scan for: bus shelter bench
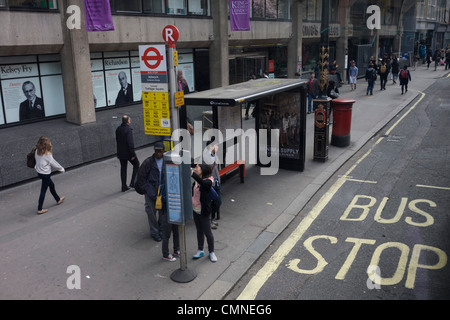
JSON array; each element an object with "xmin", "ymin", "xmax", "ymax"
[{"xmin": 219, "ymin": 161, "xmax": 245, "ymax": 183}]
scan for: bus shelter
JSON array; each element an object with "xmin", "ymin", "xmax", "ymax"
[{"xmin": 181, "ymin": 78, "xmax": 307, "ymax": 174}]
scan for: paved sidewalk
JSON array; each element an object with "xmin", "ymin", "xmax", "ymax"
[{"xmin": 0, "ymin": 65, "xmax": 448, "ymax": 300}]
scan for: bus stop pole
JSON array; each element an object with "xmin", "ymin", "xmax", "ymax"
[{"xmin": 167, "ymin": 43, "xmax": 196, "ymax": 283}]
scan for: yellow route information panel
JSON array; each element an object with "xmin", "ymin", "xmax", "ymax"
[{"xmin": 142, "ymin": 92, "xmax": 171, "ymax": 136}]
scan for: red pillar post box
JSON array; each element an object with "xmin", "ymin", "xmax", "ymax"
[{"xmin": 331, "ymin": 99, "xmax": 355, "ymax": 147}]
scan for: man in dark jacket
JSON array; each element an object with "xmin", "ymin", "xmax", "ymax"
[
  {"xmin": 136, "ymin": 142, "xmax": 165, "ymax": 241},
  {"xmin": 116, "ymin": 115, "xmax": 139, "ymax": 192}
]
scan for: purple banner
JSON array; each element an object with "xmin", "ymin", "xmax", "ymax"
[
  {"xmin": 230, "ymin": 0, "xmax": 250, "ymax": 31},
  {"xmin": 84, "ymin": 0, "xmax": 115, "ymax": 32}
]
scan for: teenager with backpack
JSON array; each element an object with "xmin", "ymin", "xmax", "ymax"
[
  {"xmin": 365, "ymin": 63, "xmax": 377, "ymax": 95},
  {"xmin": 378, "ymin": 60, "xmax": 390, "ymax": 90},
  {"xmin": 399, "ymin": 65, "xmax": 411, "ymax": 95}
]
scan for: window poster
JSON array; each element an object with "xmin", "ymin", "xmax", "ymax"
[
  {"xmin": 40, "ymin": 62, "xmax": 65, "ymax": 116},
  {"xmin": 105, "ymin": 68, "xmax": 132, "ymax": 106},
  {"xmin": 0, "ymin": 59, "xmax": 66, "ymax": 125},
  {"xmin": 2, "ymin": 76, "xmax": 43, "ymax": 123},
  {"xmin": 41, "ymin": 75, "xmax": 66, "ymax": 117},
  {"xmin": 0, "ymin": 96, "xmax": 4, "ymax": 125},
  {"xmin": 92, "ymin": 71, "xmax": 106, "ymax": 108},
  {"xmin": 132, "ymin": 68, "xmax": 142, "ymax": 102}
]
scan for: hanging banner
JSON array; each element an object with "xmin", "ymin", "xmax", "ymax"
[
  {"xmin": 83, "ymin": 0, "xmax": 115, "ymax": 32},
  {"xmin": 230, "ymin": 0, "xmax": 250, "ymax": 31}
]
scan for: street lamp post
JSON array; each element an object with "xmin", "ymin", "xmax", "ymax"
[{"xmin": 313, "ymin": 0, "xmax": 332, "ymax": 162}]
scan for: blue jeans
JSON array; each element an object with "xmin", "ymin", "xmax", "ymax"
[
  {"xmin": 367, "ymin": 81, "xmax": 374, "ymax": 94},
  {"xmin": 211, "ymin": 185, "xmax": 222, "ymax": 220},
  {"xmin": 37, "ymin": 173, "xmax": 61, "ymax": 211},
  {"xmin": 160, "ymin": 211, "xmax": 180, "ymax": 257}
]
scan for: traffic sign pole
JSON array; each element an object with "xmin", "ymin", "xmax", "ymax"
[{"xmin": 163, "ymin": 25, "xmax": 196, "ymax": 283}]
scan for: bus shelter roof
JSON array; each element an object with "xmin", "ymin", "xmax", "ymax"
[{"xmin": 184, "ymin": 78, "xmax": 307, "ymax": 107}]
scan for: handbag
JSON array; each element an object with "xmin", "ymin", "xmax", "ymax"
[
  {"xmin": 27, "ymin": 146, "xmax": 37, "ymax": 168},
  {"xmin": 155, "ymin": 185, "xmax": 162, "ymax": 210}
]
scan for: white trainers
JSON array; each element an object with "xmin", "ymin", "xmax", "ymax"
[
  {"xmin": 209, "ymin": 252, "xmax": 217, "ymax": 263},
  {"xmin": 193, "ymin": 250, "xmax": 205, "ymax": 259}
]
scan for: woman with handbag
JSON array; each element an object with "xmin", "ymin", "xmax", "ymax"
[
  {"xmin": 191, "ymin": 163, "xmax": 217, "ymax": 263},
  {"xmin": 34, "ymin": 136, "xmax": 65, "ymax": 215}
]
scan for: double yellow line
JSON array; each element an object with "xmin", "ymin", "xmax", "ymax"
[{"xmin": 237, "ymin": 91, "xmax": 426, "ymax": 300}]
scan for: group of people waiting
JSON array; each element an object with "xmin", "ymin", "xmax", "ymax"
[{"xmin": 31, "ymin": 114, "xmax": 222, "ymax": 264}]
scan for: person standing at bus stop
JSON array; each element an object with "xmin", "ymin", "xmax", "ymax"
[
  {"xmin": 116, "ymin": 115, "xmax": 139, "ymax": 192},
  {"xmin": 306, "ymin": 73, "xmax": 319, "ymax": 113}
]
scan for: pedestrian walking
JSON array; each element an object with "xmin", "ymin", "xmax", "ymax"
[
  {"xmin": 378, "ymin": 60, "xmax": 390, "ymax": 90},
  {"xmin": 426, "ymin": 50, "xmax": 432, "ymax": 69},
  {"xmin": 399, "ymin": 65, "xmax": 411, "ymax": 95},
  {"xmin": 391, "ymin": 55, "xmax": 400, "ymax": 84},
  {"xmin": 445, "ymin": 49, "xmax": 450, "ymax": 70},
  {"xmin": 349, "ymin": 61, "xmax": 358, "ymax": 91},
  {"xmin": 34, "ymin": 136, "xmax": 65, "ymax": 215},
  {"xmin": 433, "ymin": 49, "xmax": 441, "ymax": 71},
  {"xmin": 365, "ymin": 63, "xmax": 377, "ymax": 96},
  {"xmin": 191, "ymin": 163, "xmax": 217, "ymax": 263},
  {"xmin": 306, "ymin": 73, "xmax": 319, "ymax": 113},
  {"xmin": 135, "ymin": 141, "xmax": 165, "ymax": 242},
  {"xmin": 116, "ymin": 115, "xmax": 139, "ymax": 192}
]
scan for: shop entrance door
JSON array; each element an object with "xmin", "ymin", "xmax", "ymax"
[{"xmin": 229, "ymin": 55, "xmax": 266, "ymax": 84}]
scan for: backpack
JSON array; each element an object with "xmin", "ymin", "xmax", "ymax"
[
  {"xmin": 380, "ymin": 64, "xmax": 386, "ymax": 74},
  {"xmin": 400, "ymin": 70, "xmax": 408, "ymax": 79},
  {"xmin": 371, "ymin": 69, "xmax": 377, "ymax": 81},
  {"xmin": 134, "ymin": 157, "xmax": 153, "ymax": 195}
]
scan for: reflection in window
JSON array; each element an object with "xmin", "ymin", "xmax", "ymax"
[
  {"xmin": 167, "ymin": 0, "xmax": 187, "ymax": 15},
  {"xmin": 278, "ymin": 0, "xmax": 290, "ymax": 19},
  {"xmin": 115, "ymin": 0, "xmax": 142, "ymax": 12},
  {"xmin": 143, "ymin": 0, "xmax": 164, "ymax": 13},
  {"xmin": 0, "ymin": 0, "xmax": 6, "ymax": 7},
  {"xmin": 188, "ymin": 0, "xmax": 208, "ymax": 15},
  {"xmin": 252, "ymin": 0, "xmax": 265, "ymax": 18},
  {"xmin": 266, "ymin": 0, "xmax": 277, "ymax": 19},
  {"xmin": 8, "ymin": 0, "xmax": 57, "ymax": 9}
]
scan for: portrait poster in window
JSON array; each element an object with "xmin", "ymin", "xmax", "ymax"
[
  {"xmin": 1, "ymin": 77, "xmax": 43, "ymax": 123},
  {"xmin": 105, "ymin": 69, "xmax": 132, "ymax": 106}
]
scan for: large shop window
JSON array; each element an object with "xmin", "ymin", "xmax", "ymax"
[
  {"xmin": 90, "ymin": 49, "xmax": 195, "ymax": 109},
  {"xmin": 112, "ymin": 0, "xmax": 208, "ymax": 16},
  {"xmin": 91, "ymin": 51, "xmax": 142, "ymax": 109},
  {"xmin": 252, "ymin": 0, "xmax": 290, "ymax": 20},
  {"xmin": 6, "ymin": 0, "xmax": 57, "ymax": 9},
  {"xmin": 0, "ymin": 54, "xmax": 65, "ymax": 126}
]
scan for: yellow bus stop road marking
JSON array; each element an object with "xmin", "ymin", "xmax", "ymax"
[{"xmin": 237, "ymin": 91, "xmax": 426, "ymax": 300}]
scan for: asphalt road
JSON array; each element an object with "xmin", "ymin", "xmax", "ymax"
[{"xmin": 228, "ymin": 75, "xmax": 450, "ymax": 300}]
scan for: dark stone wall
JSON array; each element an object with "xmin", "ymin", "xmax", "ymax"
[{"xmin": 0, "ymin": 104, "xmax": 158, "ymax": 189}]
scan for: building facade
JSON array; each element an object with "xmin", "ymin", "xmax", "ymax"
[{"xmin": 0, "ymin": 0, "xmax": 448, "ymax": 187}]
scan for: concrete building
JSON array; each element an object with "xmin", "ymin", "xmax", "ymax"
[{"xmin": 0, "ymin": 0, "xmax": 448, "ymax": 188}]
